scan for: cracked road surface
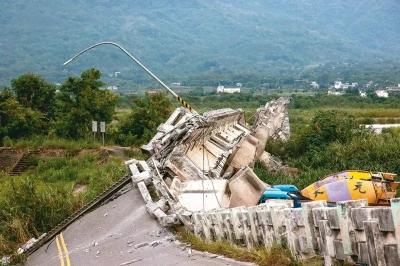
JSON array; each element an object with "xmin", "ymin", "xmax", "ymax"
[{"xmin": 26, "ymin": 186, "xmax": 250, "ymax": 266}]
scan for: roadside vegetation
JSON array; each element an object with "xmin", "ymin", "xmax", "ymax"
[
  {"xmin": 174, "ymin": 227, "xmax": 323, "ymax": 266},
  {"xmin": 257, "ymin": 110, "xmax": 400, "ymax": 189},
  {"xmin": 0, "ymin": 150, "xmax": 126, "ymax": 257},
  {"xmin": 2, "ymin": 136, "xmax": 100, "ymax": 151}
]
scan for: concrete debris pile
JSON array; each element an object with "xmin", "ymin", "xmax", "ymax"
[
  {"xmin": 125, "ymin": 97, "xmax": 400, "ymax": 265},
  {"xmin": 125, "ymin": 97, "xmax": 291, "ymax": 226},
  {"xmin": 17, "ymin": 234, "xmax": 46, "ymax": 254}
]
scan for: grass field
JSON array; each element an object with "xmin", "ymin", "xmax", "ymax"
[
  {"xmin": 2, "ymin": 136, "xmax": 101, "ymax": 151},
  {"xmin": 289, "ymin": 107, "xmax": 400, "ymax": 137},
  {"xmin": 0, "ymin": 146, "xmax": 126, "ymax": 258}
]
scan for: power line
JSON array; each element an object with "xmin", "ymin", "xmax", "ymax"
[
  {"xmin": 205, "ymin": 142, "xmax": 222, "ymax": 208},
  {"xmin": 201, "ymin": 136, "xmax": 205, "ymax": 211}
]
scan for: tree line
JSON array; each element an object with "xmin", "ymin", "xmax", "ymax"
[{"xmin": 0, "ymin": 69, "xmax": 174, "ymax": 146}]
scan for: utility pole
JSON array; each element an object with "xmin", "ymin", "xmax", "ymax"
[
  {"xmin": 100, "ymin": 121, "xmax": 105, "ymax": 146},
  {"xmin": 92, "ymin": 121, "xmax": 97, "ymax": 141}
]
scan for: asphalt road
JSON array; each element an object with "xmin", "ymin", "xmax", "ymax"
[{"xmin": 26, "ymin": 186, "xmax": 250, "ymax": 266}]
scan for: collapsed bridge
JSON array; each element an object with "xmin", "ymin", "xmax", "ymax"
[
  {"xmin": 126, "ymin": 97, "xmax": 290, "ymax": 225},
  {"xmin": 126, "ymin": 97, "xmax": 400, "ymax": 266}
]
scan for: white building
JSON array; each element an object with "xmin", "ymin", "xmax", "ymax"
[
  {"xmin": 334, "ymin": 81, "xmax": 350, "ymax": 89},
  {"xmin": 365, "ymin": 124, "xmax": 400, "ymax": 134},
  {"xmin": 334, "ymin": 81, "xmax": 343, "ymax": 89},
  {"xmin": 387, "ymin": 84, "xmax": 400, "ymax": 92},
  {"xmin": 106, "ymin": 85, "xmax": 118, "ymax": 91},
  {"xmin": 310, "ymin": 81, "xmax": 319, "ymax": 89},
  {"xmin": 333, "ymin": 80, "xmax": 358, "ymax": 90},
  {"xmin": 217, "ymin": 85, "xmax": 240, "ymax": 94},
  {"xmin": 359, "ymin": 91, "xmax": 367, "ymax": 97},
  {"xmin": 375, "ymin": 90, "xmax": 389, "ymax": 98},
  {"xmin": 351, "ymin": 82, "xmax": 359, "ymax": 88},
  {"xmin": 216, "ymin": 85, "xmax": 224, "ymax": 93}
]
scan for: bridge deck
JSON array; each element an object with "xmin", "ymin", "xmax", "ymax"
[{"xmin": 26, "ymin": 186, "xmax": 248, "ymax": 266}]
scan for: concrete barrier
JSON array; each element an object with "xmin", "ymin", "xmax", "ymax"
[{"xmin": 190, "ymin": 199, "xmax": 400, "ymax": 266}]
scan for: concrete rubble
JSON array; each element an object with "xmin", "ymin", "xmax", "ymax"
[
  {"xmin": 17, "ymin": 234, "xmax": 46, "ymax": 254},
  {"xmin": 119, "ymin": 258, "xmax": 143, "ymax": 265},
  {"xmin": 1, "ymin": 256, "xmax": 10, "ymax": 265},
  {"xmin": 125, "ymin": 97, "xmax": 400, "ymax": 265},
  {"xmin": 134, "ymin": 242, "xmax": 149, "ymax": 249},
  {"xmin": 125, "ymin": 97, "xmax": 290, "ymax": 225}
]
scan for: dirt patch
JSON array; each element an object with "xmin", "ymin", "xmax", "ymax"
[
  {"xmin": 0, "ymin": 146, "xmax": 132, "ymax": 175},
  {"xmin": 0, "ymin": 148, "xmax": 25, "ymax": 173},
  {"xmin": 78, "ymin": 146, "xmax": 134, "ymax": 162},
  {"xmin": 76, "ymin": 148, "xmax": 98, "ymax": 158},
  {"xmin": 72, "ymin": 183, "xmax": 88, "ymax": 196},
  {"xmin": 37, "ymin": 149, "xmax": 67, "ymax": 158},
  {"xmin": 100, "ymin": 146, "xmax": 133, "ymax": 159}
]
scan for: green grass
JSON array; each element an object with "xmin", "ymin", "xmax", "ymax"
[
  {"xmin": 290, "ymin": 107, "xmax": 400, "ymax": 122},
  {"xmin": 2, "ymin": 136, "xmax": 101, "ymax": 151},
  {"xmin": 174, "ymin": 227, "xmax": 323, "ymax": 266},
  {"xmin": 0, "ymin": 152, "xmax": 126, "ymax": 257},
  {"xmin": 288, "ymin": 107, "xmax": 400, "ymax": 140}
]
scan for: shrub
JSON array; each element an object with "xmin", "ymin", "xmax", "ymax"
[
  {"xmin": 116, "ymin": 92, "xmax": 173, "ymax": 146},
  {"xmin": 54, "ymin": 69, "xmax": 118, "ymax": 139},
  {"xmin": 0, "ymin": 90, "xmax": 46, "ymax": 143},
  {"xmin": 11, "ymin": 73, "xmax": 56, "ymax": 118}
]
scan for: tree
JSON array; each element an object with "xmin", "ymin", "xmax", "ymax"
[
  {"xmin": 117, "ymin": 92, "xmax": 173, "ymax": 145},
  {"xmin": 347, "ymin": 87, "xmax": 359, "ymax": 96},
  {"xmin": 0, "ymin": 90, "xmax": 44, "ymax": 142},
  {"xmin": 11, "ymin": 74, "xmax": 56, "ymax": 118},
  {"xmin": 54, "ymin": 69, "xmax": 118, "ymax": 139},
  {"xmin": 304, "ymin": 110, "xmax": 357, "ymax": 150}
]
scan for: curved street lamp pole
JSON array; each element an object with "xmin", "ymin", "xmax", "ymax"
[{"xmin": 63, "ymin": 41, "xmax": 197, "ymax": 114}]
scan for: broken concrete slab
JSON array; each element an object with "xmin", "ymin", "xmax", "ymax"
[
  {"xmin": 126, "ymin": 97, "xmax": 291, "ymax": 225},
  {"xmin": 228, "ymin": 167, "xmax": 269, "ymax": 208},
  {"xmin": 134, "ymin": 242, "xmax": 149, "ymax": 249}
]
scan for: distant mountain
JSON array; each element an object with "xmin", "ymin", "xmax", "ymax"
[{"xmin": 1, "ymin": 0, "xmax": 400, "ymax": 85}]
